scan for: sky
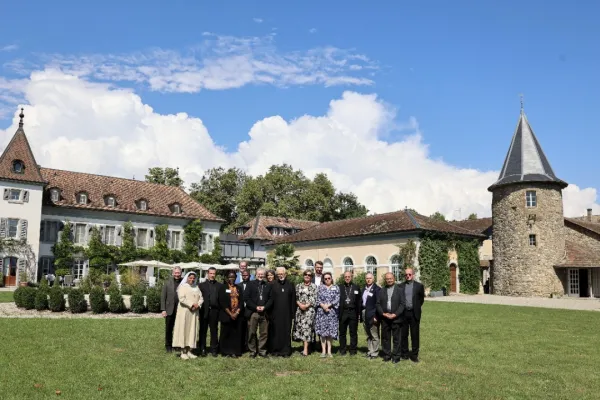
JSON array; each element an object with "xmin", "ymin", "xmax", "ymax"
[{"xmin": 0, "ymin": 0, "xmax": 598, "ymax": 219}]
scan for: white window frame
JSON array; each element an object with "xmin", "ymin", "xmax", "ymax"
[
  {"xmin": 568, "ymin": 269, "xmax": 580, "ymax": 297},
  {"xmin": 104, "ymin": 226, "xmax": 116, "ymax": 245},
  {"xmin": 77, "ymin": 193, "xmax": 87, "ymax": 205},
  {"xmin": 106, "ymin": 197, "xmax": 115, "ymax": 207},
  {"xmin": 171, "ymin": 231, "xmax": 181, "ymax": 250},
  {"xmin": 40, "ymin": 257, "xmax": 54, "ymax": 276},
  {"xmin": 50, "ymin": 189, "xmax": 60, "ymax": 202},
  {"xmin": 13, "ymin": 161, "xmax": 23, "ymax": 173},
  {"xmin": 390, "ymin": 254, "xmax": 403, "ymax": 281},
  {"xmin": 342, "ymin": 257, "xmax": 354, "ymax": 273},
  {"xmin": 74, "ymin": 224, "xmax": 86, "ymax": 244},
  {"xmin": 305, "ymin": 258, "xmax": 315, "ymax": 268},
  {"xmin": 172, "ymin": 204, "xmax": 181, "ymax": 213},
  {"xmin": 529, "ymin": 234, "xmax": 537, "ymax": 246},
  {"xmin": 9, "ymin": 189, "xmax": 21, "ymax": 201},
  {"xmin": 137, "ymin": 228, "xmax": 148, "ymax": 248},
  {"xmin": 7, "ymin": 218, "xmax": 19, "ymax": 238},
  {"xmin": 526, "ymin": 190, "xmax": 537, "ymax": 208},
  {"xmin": 139, "ymin": 200, "xmax": 147, "ymax": 211},
  {"xmin": 72, "ymin": 259, "xmax": 85, "ymax": 279}
]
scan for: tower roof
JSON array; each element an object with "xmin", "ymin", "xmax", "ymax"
[
  {"xmin": 488, "ymin": 109, "xmax": 567, "ymax": 191},
  {"xmin": 0, "ymin": 108, "xmax": 46, "ymax": 185}
]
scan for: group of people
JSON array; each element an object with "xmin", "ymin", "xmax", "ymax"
[{"xmin": 160, "ymin": 260, "xmax": 424, "ymax": 363}]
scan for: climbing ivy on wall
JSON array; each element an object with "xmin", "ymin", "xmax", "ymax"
[
  {"xmin": 418, "ymin": 233, "xmax": 451, "ymax": 291},
  {"xmin": 455, "ymin": 239, "xmax": 481, "ymax": 294}
]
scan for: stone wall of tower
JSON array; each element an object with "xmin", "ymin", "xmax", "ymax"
[{"xmin": 491, "ymin": 182, "xmax": 565, "ymax": 296}]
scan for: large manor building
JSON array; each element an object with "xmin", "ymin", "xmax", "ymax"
[{"xmin": 0, "ymin": 111, "xmax": 223, "ymax": 287}]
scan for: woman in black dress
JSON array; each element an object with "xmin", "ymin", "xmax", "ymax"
[{"xmin": 218, "ymin": 271, "xmax": 244, "ymax": 358}]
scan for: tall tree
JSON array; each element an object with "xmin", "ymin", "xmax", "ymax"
[
  {"xmin": 467, "ymin": 213, "xmax": 478, "ymax": 220},
  {"xmin": 331, "ymin": 192, "xmax": 369, "ymax": 221},
  {"xmin": 430, "ymin": 211, "xmax": 447, "ymax": 221},
  {"xmin": 145, "ymin": 167, "xmax": 184, "ymax": 188},
  {"xmin": 189, "ymin": 167, "xmax": 248, "ymax": 229}
]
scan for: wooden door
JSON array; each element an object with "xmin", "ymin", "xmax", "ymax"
[
  {"xmin": 450, "ymin": 264, "xmax": 457, "ymax": 293},
  {"xmin": 4, "ymin": 257, "xmax": 17, "ymax": 287}
]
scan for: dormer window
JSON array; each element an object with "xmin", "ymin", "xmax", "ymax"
[
  {"xmin": 137, "ymin": 199, "xmax": 148, "ymax": 211},
  {"xmin": 105, "ymin": 196, "xmax": 116, "ymax": 207},
  {"xmin": 77, "ymin": 192, "xmax": 88, "ymax": 205},
  {"xmin": 170, "ymin": 203, "xmax": 182, "ymax": 214},
  {"xmin": 50, "ymin": 188, "xmax": 61, "ymax": 202},
  {"xmin": 12, "ymin": 160, "xmax": 24, "ymax": 173}
]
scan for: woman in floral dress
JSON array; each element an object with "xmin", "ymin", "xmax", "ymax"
[
  {"xmin": 314, "ymin": 272, "xmax": 340, "ymax": 358},
  {"xmin": 293, "ymin": 269, "xmax": 318, "ymax": 356}
]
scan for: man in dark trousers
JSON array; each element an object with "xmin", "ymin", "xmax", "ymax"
[
  {"xmin": 310, "ymin": 261, "xmax": 324, "ymax": 352},
  {"xmin": 376, "ymin": 272, "xmax": 404, "ymax": 363},
  {"xmin": 238, "ymin": 270, "xmax": 252, "ymax": 352},
  {"xmin": 244, "ymin": 267, "xmax": 273, "ymax": 358},
  {"xmin": 361, "ymin": 272, "xmax": 381, "ymax": 359},
  {"xmin": 398, "ymin": 268, "xmax": 425, "ymax": 363},
  {"xmin": 198, "ymin": 267, "xmax": 222, "ymax": 357},
  {"xmin": 269, "ymin": 267, "xmax": 296, "ymax": 357},
  {"xmin": 160, "ymin": 267, "xmax": 182, "ymax": 353},
  {"xmin": 338, "ymin": 270, "xmax": 361, "ymax": 355}
]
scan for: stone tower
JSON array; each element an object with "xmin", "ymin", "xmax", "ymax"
[{"xmin": 488, "ymin": 107, "xmax": 568, "ymax": 297}]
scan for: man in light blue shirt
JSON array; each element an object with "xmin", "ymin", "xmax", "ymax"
[{"xmin": 235, "ymin": 261, "xmax": 255, "ymax": 284}]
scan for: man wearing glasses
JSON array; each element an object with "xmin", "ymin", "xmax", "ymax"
[{"xmin": 398, "ymin": 268, "xmax": 424, "ymax": 363}]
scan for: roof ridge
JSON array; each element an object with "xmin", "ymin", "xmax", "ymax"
[{"xmin": 40, "ymin": 167, "xmax": 182, "ymax": 189}]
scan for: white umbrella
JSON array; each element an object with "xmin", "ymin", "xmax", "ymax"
[{"xmin": 118, "ymin": 260, "xmax": 174, "ymax": 268}]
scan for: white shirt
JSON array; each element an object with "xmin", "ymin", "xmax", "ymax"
[{"xmin": 314, "ymin": 274, "xmax": 322, "ymax": 286}]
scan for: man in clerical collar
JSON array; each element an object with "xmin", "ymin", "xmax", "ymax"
[
  {"xmin": 198, "ymin": 267, "xmax": 222, "ymax": 357},
  {"xmin": 361, "ymin": 272, "xmax": 381, "ymax": 359},
  {"xmin": 398, "ymin": 268, "xmax": 425, "ymax": 363},
  {"xmin": 269, "ymin": 267, "xmax": 296, "ymax": 357},
  {"xmin": 244, "ymin": 268, "xmax": 273, "ymax": 358},
  {"xmin": 312, "ymin": 261, "xmax": 324, "ymax": 286},
  {"xmin": 338, "ymin": 271, "xmax": 361, "ymax": 355}
]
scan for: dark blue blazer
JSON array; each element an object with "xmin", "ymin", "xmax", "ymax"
[{"xmin": 361, "ymin": 284, "xmax": 381, "ymax": 328}]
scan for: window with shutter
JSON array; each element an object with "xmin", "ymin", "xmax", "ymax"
[
  {"xmin": 7, "ymin": 219, "xmax": 19, "ymax": 238},
  {"xmin": 20, "ymin": 220, "xmax": 28, "ymax": 240},
  {"xmin": 166, "ymin": 230, "xmax": 171, "ymax": 247},
  {"xmin": 23, "ymin": 191, "xmax": 29, "ymax": 202},
  {"xmin": 1, "ymin": 218, "xmax": 8, "ymax": 238},
  {"xmin": 3, "ymin": 189, "xmax": 9, "ymax": 200}
]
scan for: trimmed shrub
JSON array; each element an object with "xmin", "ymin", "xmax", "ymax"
[
  {"xmin": 89, "ymin": 286, "xmax": 108, "ymax": 314},
  {"xmin": 13, "ymin": 287, "xmax": 24, "ymax": 307},
  {"xmin": 22, "ymin": 287, "xmax": 37, "ymax": 310},
  {"xmin": 120, "ymin": 284, "xmax": 134, "ymax": 295},
  {"xmin": 35, "ymin": 290, "xmax": 49, "ymax": 310},
  {"xmin": 108, "ymin": 286, "xmax": 125, "ymax": 313},
  {"xmin": 130, "ymin": 290, "xmax": 146, "ymax": 313},
  {"xmin": 80, "ymin": 276, "xmax": 93, "ymax": 294},
  {"xmin": 48, "ymin": 286, "xmax": 66, "ymax": 312},
  {"xmin": 146, "ymin": 287, "xmax": 161, "ymax": 313},
  {"xmin": 69, "ymin": 289, "xmax": 87, "ymax": 313}
]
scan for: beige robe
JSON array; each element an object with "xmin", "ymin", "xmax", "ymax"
[{"xmin": 172, "ymin": 285, "xmax": 204, "ymax": 348}]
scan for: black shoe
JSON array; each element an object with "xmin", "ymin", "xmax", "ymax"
[
  {"xmin": 392, "ymin": 358, "xmax": 400, "ymax": 364},
  {"xmin": 200, "ymin": 350, "xmax": 207, "ymax": 358},
  {"xmin": 382, "ymin": 357, "xmax": 391, "ymax": 362},
  {"xmin": 401, "ymin": 356, "xmax": 409, "ymax": 360},
  {"xmin": 165, "ymin": 347, "xmax": 173, "ymax": 353},
  {"xmin": 410, "ymin": 356, "xmax": 419, "ymax": 363},
  {"xmin": 349, "ymin": 352, "xmax": 357, "ymax": 356},
  {"xmin": 211, "ymin": 353, "xmax": 218, "ymax": 358},
  {"xmin": 259, "ymin": 354, "xmax": 269, "ymax": 358},
  {"xmin": 339, "ymin": 351, "xmax": 347, "ymax": 356},
  {"xmin": 249, "ymin": 354, "xmax": 257, "ymax": 359}
]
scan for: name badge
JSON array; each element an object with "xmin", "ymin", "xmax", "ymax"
[
  {"xmin": 282, "ymin": 288, "xmax": 285, "ymax": 292},
  {"xmin": 225, "ymin": 289, "xmax": 231, "ymax": 293},
  {"xmin": 367, "ymin": 293, "xmax": 373, "ymax": 297},
  {"xmin": 354, "ymin": 290, "xmax": 359, "ymax": 294}
]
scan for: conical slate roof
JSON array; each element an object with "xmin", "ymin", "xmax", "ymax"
[{"xmin": 488, "ymin": 110, "xmax": 567, "ymax": 191}]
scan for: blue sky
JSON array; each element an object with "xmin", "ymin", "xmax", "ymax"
[{"xmin": 0, "ymin": 0, "xmax": 598, "ymax": 217}]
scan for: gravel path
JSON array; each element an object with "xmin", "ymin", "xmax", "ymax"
[
  {"xmin": 0, "ymin": 302, "xmax": 163, "ymax": 319},
  {"xmin": 428, "ymin": 294, "xmax": 600, "ymax": 312}
]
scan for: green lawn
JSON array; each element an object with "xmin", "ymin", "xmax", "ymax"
[
  {"xmin": 0, "ymin": 291, "xmax": 14, "ymax": 303},
  {"xmin": 1, "ymin": 302, "xmax": 600, "ymax": 399}
]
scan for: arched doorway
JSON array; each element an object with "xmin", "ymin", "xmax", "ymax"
[{"xmin": 449, "ymin": 263, "xmax": 458, "ymax": 293}]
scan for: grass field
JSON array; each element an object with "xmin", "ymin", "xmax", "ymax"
[
  {"xmin": 1, "ymin": 302, "xmax": 600, "ymax": 399},
  {"xmin": 0, "ymin": 291, "xmax": 14, "ymax": 303}
]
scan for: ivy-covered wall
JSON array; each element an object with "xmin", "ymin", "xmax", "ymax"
[{"xmin": 456, "ymin": 239, "xmax": 481, "ymax": 294}]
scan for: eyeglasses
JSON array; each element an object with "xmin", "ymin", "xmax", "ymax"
[
  {"xmin": 324, "ymin": 277, "xmax": 332, "ymax": 280},
  {"xmin": 405, "ymin": 274, "xmax": 413, "ymax": 277}
]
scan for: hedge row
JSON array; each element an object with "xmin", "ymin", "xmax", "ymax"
[{"xmin": 12, "ymin": 286, "xmax": 162, "ymax": 314}]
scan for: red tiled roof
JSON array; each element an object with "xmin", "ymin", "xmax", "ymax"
[
  {"xmin": 556, "ymin": 240, "xmax": 600, "ymax": 267},
  {"xmin": 273, "ymin": 210, "xmax": 485, "ymax": 244},
  {"xmin": 0, "ymin": 126, "xmax": 45, "ymax": 185},
  {"xmin": 565, "ymin": 218, "xmax": 600, "ymax": 237},
  {"xmin": 449, "ymin": 218, "xmax": 493, "ymax": 235},
  {"xmin": 41, "ymin": 168, "xmax": 223, "ymax": 221},
  {"xmin": 239, "ymin": 216, "xmax": 320, "ymax": 240}
]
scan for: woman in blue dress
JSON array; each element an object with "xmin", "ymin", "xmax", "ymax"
[{"xmin": 314, "ymin": 272, "xmax": 340, "ymax": 358}]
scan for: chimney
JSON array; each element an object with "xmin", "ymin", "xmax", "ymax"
[{"xmin": 587, "ymin": 208, "xmax": 593, "ymax": 222}]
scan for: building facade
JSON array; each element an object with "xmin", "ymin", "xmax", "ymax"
[{"xmin": 1, "ymin": 111, "xmax": 223, "ymax": 287}]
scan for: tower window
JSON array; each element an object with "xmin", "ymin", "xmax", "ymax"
[
  {"xmin": 526, "ymin": 191, "xmax": 537, "ymax": 208},
  {"xmin": 529, "ymin": 234, "xmax": 537, "ymax": 246}
]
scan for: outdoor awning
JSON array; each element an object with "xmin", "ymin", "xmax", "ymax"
[
  {"xmin": 118, "ymin": 260, "xmax": 175, "ymax": 268},
  {"xmin": 173, "ymin": 262, "xmax": 240, "ymax": 271}
]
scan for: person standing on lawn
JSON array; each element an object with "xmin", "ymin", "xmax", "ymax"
[
  {"xmin": 218, "ymin": 272, "xmax": 244, "ymax": 358},
  {"xmin": 238, "ymin": 270, "xmax": 252, "ymax": 353},
  {"xmin": 244, "ymin": 268, "xmax": 273, "ymax": 358},
  {"xmin": 161, "ymin": 267, "xmax": 182, "ymax": 353},
  {"xmin": 293, "ymin": 269, "xmax": 318, "ymax": 356},
  {"xmin": 315, "ymin": 272, "xmax": 340, "ymax": 358},
  {"xmin": 198, "ymin": 267, "xmax": 222, "ymax": 357},
  {"xmin": 361, "ymin": 272, "xmax": 381, "ymax": 359},
  {"xmin": 398, "ymin": 268, "xmax": 425, "ymax": 363},
  {"xmin": 376, "ymin": 272, "xmax": 404, "ymax": 364},
  {"xmin": 269, "ymin": 267, "xmax": 296, "ymax": 357},
  {"xmin": 337, "ymin": 270, "xmax": 362, "ymax": 356},
  {"xmin": 172, "ymin": 271, "xmax": 203, "ymax": 360}
]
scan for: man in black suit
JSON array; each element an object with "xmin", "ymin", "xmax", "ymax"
[
  {"xmin": 361, "ymin": 272, "xmax": 381, "ymax": 359},
  {"xmin": 238, "ymin": 270, "xmax": 252, "ymax": 352},
  {"xmin": 338, "ymin": 271, "xmax": 361, "ymax": 355},
  {"xmin": 198, "ymin": 267, "xmax": 222, "ymax": 357},
  {"xmin": 244, "ymin": 267, "xmax": 273, "ymax": 358},
  {"xmin": 398, "ymin": 268, "xmax": 425, "ymax": 363},
  {"xmin": 160, "ymin": 267, "xmax": 182, "ymax": 353},
  {"xmin": 311, "ymin": 261, "xmax": 324, "ymax": 286},
  {"xmin": 376, "ymin": 272, "xmax": 404, "ymax": 363}
]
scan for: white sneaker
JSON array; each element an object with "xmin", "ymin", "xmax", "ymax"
[
  {"xmin": 188, "ymin": 353, "xmax": 198, "ymax": 359},
  {"xmin": 180, "ymin": 353, "xmax": 190, "ymax": 360}
]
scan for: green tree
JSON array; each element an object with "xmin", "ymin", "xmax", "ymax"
[
  {"xmin": 331, "ymin": 192, "xmax": 369, "ymax": 220},
  {"xmin": 151, "ymin": 224, "xmax": 171, "ymax": 262},
  {"xmin": 183, "ymin": 219, "xmax": 203, "ymax": 262},
  {"xmin": 267, "ymin": 243, "xmax": 300, "ymax": 271},
  {"xmin": 199, "ymin": 237, "xmax": 222, "ymax": 264},
  {"xmin": 52, "ymin": 221, "xmax": 76, "ymax": 271},
  {"xmin": 119, "ymin": 222, "xmax": 137, "ymax": 264},
  {"xmin": 190, "ymin": 167, "xmax": 248, "ymax": 230},
  {"xmin": 145, "ymin": 167, "xmax": 184, "ymax": 188},
  {"xmin": 85, "ymin": 227, "xmax": 114, "ymax": 272},
  {"xmin": 467, "ymin": 213, "xmax": 478, "ymax": 220},
  {"xmin": 430, "ymin": 211, "xmax": 447, "ymax": 221}
]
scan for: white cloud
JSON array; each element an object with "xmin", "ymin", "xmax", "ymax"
[
  {"xmin": 4, "ymin": 33, "xmax": 377, "ymax": 94},
  {"xmin": 1, "ymin": 70, "xmax": 598, "ymax": 219},
  {"xmin": 253, "ymin": 18, "xmax": 263, "ymax": 23},
  {"xmin": 1, "ymin": 44, "xmax": 18, "ymax": 52}
]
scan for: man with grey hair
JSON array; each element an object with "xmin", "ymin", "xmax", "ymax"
[
  {"xmin": 161, "ymin": 267, "xmax": 182, "ymax": 353},
  {"xmin": 269, "ymin": 267, "xmax": 296, "ymax": 357},
  {"xmin": 244, "ymin": 267, "xmax": 273, "ymax": 358},
  {"xmin": 361, "ymin": 272, "xmax": 381, "ymax": 359},
  {"xmin": 235, "ymin": 261, "xmax": 255, "ymax": 284}
]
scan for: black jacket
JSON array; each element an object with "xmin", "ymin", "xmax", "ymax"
[
  {"xmin": 361, "ymin": 284, "xmax": 381, "ymax": 327},
  {"xmin": 218, "ymin": 284, "xmax": 245, "ymax": 323},
  {"xmin": 160, "ymin": 277, "xmax": 181, "ymax": 316},
  {"xmin": 198, "ymin": 279, "xmax": 222, "ymax": 318},
  {"xmin": 376, "ymin": 284, "xmax": 404, "ymax": 324},
  {"xmin": 244, "ymin": 279, "xmax": 273, "ymax": 318},
  {"xmin": 338, "ymin": 283, "xmax": 362, "ymax": 320},
  {"xmin": 398, "ymin": 281, "xmax": 425, "ymax": 321}
]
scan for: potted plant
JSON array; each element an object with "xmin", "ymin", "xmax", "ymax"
[{"xmin": 19, "ymin": 271, "xmax": 28, "ymax": 287}]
